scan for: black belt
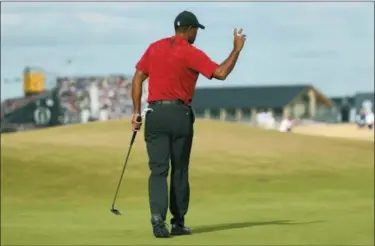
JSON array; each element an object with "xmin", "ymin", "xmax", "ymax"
[{"xmin": 149, "ymin": 99, "xmax": 188, "ymax": 106}]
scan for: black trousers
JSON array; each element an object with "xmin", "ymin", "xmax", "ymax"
[{"xmin": 144, "ymin": 102, "xmax": 194, "ymax": 224}]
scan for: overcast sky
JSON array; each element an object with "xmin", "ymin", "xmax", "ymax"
[{"xmin": 1, "ymin": 1, "xmax": 374, "ymax": 100}]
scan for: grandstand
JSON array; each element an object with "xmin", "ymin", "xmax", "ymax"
[{"xmin": 1, "ymin": 67, "xmax": 148, "ymax": 132}]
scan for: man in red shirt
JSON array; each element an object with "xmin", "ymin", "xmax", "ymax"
[{"xmin": 131, "ymin": 10, "xmax": 246, "ymax": 238}]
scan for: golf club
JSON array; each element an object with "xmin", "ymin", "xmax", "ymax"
[{"xmin": 110, "ymin": 115, "xmax": 142, "ymax": 216}]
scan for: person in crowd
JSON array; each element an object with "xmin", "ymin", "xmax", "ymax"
[
  {"xmin": 356, "ymin": 110, "xmax": 366, "ymax": 128},
  {"xmin": 365, "ymin": 110, "xmax": 374, "ymax": 130},
  {"xmin": 279, "ymin": 115, "xmax": 293, "ymax": 132},
  {"xmin": 265, "ymin": 110, "xmax": 276, "ymax": 129}
]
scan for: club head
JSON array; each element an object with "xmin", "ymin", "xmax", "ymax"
[{"xmin": 110, "ymin": 208, "xmax": 121, "ymax": 215}]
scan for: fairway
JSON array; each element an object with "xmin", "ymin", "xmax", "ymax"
[{"xmin": 1, "ymin": 119, "xmax": 374, "ymax": 245}]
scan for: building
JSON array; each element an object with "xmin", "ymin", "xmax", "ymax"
[
  {"xmin": 191, "ymin": 84, "xmax": 337, "ymax": 123},
  {"xmin": 330, "ymin": 95, "xmax": 355, "ymax": 122},
  {"xmin": 330, "ymin": 91, "xmax": 374, "ymax": 123}
]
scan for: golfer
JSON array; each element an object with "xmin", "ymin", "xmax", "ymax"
[{"xmin": 131, "ymin": 10, "xmax": 246, "ymax": 238}]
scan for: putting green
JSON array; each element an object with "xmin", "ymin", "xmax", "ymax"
[{"xmin": 1, "ymin": 119, "xmax": 374, "ymax": 245}]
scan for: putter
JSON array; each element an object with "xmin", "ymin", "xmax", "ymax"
[{"xmin": 110, "ymin": 115, "xmax": 142, "ymax": 216}]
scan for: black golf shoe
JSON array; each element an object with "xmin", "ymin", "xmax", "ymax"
[
  {"xmin": 151, "ymin": 215, "xmax": 170, "ymax": 238},
  {"xmin": 170, "ymin": 223, "xmax": 192, "ymax": 236},
  {"xmin": 170, "ymin": 218, "xmax": 192, "ymax": 236}
]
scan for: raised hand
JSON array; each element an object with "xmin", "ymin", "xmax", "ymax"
[{"xmin": 233, "ymin": 28, "xmax": 246, "ymax": 52}]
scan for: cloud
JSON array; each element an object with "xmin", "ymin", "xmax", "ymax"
[
  {"xmin": 290, "ymin": 50, "xmax": 339, "ymax": 59},
  {"xmin": 259, "ymin": 2, "xmax": 371, "ymax": 28},
  {"xmin": 1, "ymin": 2, "xmax": 142, "ymax": 14},
  {"xmin": 1, "ymin": 3, "xmax": 163, "ymax": 46},
  {"xmin": 1, "ymin": 1, "xmax": 374, "ymax": 99},
  {"xmin": 214, "ymin": 2, "xmax": 249, "ymax": 9},
  {"xmin": 1, "ymin": 13, "xmax": 22, "ymax": 27},
  {"xmin": 77, "ymin": 12, "xmax": 125, "ymax": 25},
  {"xmin": 1, "ymin": 1, "xmax": 373, "ymax": 55},
  {"xmin": 75, "ymin": 11, "xmax": 163, "ymax": 37}
]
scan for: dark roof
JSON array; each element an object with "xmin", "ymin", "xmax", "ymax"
[
  {"xmin": 330, "ymin": 96, "xmax": 355, "ymax": 107},
  {"xmin": 192, "ymin": 84, "xmax": 311, "ymax": 109}
]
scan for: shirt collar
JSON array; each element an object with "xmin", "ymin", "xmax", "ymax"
[{"xmin": 172, "ymin": 35, "xmax": 189, "ymax": 44}]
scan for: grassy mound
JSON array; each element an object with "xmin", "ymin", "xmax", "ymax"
[{"xmin": 1, "ymin": 119, "xmax": 374, "ymax": 245}]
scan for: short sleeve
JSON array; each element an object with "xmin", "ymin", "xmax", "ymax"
[
  {"xmin": 135, "ymin": 45, "xmax": 151, "ymax": 74},
  {"xmin": 186, "ymin": 47, "xmax": 219, "ymax": 79}
]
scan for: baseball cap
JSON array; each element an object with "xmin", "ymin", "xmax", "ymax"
[{"xmin": 174, "ymin": 11, "xmax": 205, "ymax": 30}]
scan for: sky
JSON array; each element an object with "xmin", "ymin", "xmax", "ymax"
[{"xmin": 1, "ymin": 1, "xmax": 374, "ymax": 100}]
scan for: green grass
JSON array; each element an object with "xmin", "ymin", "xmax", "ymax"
[{"xmin": 1, "ymin": 119, "xmax": 374, "ymax": 245}]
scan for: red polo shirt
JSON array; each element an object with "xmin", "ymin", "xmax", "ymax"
[{"xmin": 135, "ymin": 35, "xmax": 218, "ymax": 105}]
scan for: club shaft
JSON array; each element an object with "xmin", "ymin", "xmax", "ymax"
[
  {"xmin": 111, "ymin": 132, "xmax": 137, "ymax": 208},
  {"xmin": 110, "ymin": 116, "xmax": 142, "ymax": 210}
]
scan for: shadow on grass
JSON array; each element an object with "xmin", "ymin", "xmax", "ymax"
[{"xmin": 193, "ymin": 220, "xmax": 324, "ymax": 234}]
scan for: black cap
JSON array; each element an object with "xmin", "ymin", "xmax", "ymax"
[{"xmin": 174, "ymin": 11, "xmax": 205, "ymax": 30}]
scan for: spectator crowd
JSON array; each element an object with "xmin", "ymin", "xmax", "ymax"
[{"xmin": 56, "ymin": 75, "xmax": 149, "ymax": 124}]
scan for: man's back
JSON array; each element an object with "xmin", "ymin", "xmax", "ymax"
[
  {"xmin": 137, "ymin": 35, "xmax": 218, "ymax": 105},
  {"xmin": 148, "ymin": 36, "xmax": 196, "ymax": 81}
]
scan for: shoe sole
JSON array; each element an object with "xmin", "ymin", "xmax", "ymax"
[{"xmin": 170, "ymin": 232, "xmax": 192, "ymax": 236}]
